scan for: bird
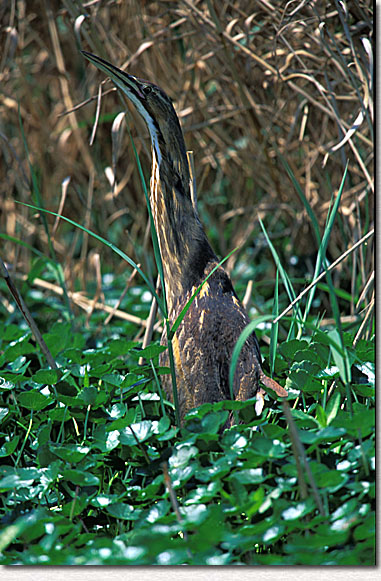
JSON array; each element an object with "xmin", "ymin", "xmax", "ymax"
[{"xmin": 82, "ymin": 51, "xmax": 287, "ymax": 426}]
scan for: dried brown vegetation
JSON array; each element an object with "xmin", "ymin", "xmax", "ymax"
[{"xmin": 0, "ymin": 1, "xmax": 373, "ymax": 328}]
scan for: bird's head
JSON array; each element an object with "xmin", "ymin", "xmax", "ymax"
[{"xmin": 82, "ymin": 51, "xmax": 188, "ymax": 177}]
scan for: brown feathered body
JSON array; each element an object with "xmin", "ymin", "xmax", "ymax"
[
  {"xmin": 160, "ymin": 264, "xmax": 263, "ymax": 423},
  {"xmin": 146, "ymin": 90, "xmax": 264, "ymax": 423},
  {"xmin": 81, "ymin": 51, "xmax": 286, "ymax": 425}
]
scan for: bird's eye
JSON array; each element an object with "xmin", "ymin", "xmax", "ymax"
[{"xmin": 142, "ymin": 85, "xmax": 152, "ymax": 96}]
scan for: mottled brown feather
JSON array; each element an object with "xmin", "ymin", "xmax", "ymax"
[
  {"xmin": 160, "ymin": 261, "xmax": 265, "ymax": 424},
  {"xmin": 81, "ymin": 51, "xmax": 287, "ymax": 426}
]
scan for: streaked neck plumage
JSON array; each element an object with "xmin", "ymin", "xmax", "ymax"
[
  {"xmin": 148, "ymin": 109, "xmax": 217, "ymax": 313},
  {"xmin": 80, "ymin": 51, "xmax": 217, "ymax": 313}
]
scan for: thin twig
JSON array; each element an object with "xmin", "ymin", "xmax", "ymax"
[
  {"xmin": 162, "ymin": 461, "xmax": 193, "ymax": 559},
  {"xmin": 19, "ymin": 275, "xmax": 162, "ymax": 331},
  {"xmin": 282, "ymin": 400, "xmax": 326, "ymax": 517},
  {"xmin": 242, "ymin": 280, "xmax": 253, "ymax": 311},
  {"xmin": 187, "ymin": 150, "xmax": 198, "ymax": 214},
  {"xmin": 139, "ymin": 276, "xmax": 161, "ymax": 366},
  {"xmin": 0, "ymin": 258, "xmax": 57, "ymax": 369},
  {"xmin": 353, "ymin": 295, "xmax": 374, "ymax": 347},
  {"xmin": 104, "ymin": 266, "xmax": 140, "ymax": 325},
  {"xmin": 52, "ymin": 176, "xmax": 71, "ymax": 240},
  {"xmin": 273, "ymin": 229, "xmax": 374, "ymax": 324},
  {"xmin": 85, "ymin": 251, "xmax": 103, "ymax": 325}
]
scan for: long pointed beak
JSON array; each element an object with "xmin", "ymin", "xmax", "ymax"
[{"xmin": 81, "ymin": 50, "xmax": 146, "ymax": 101}]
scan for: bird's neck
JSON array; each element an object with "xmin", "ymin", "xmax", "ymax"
[{"xmin": 149, "ymin": 147, "xmax": 217, "ymax": 313}]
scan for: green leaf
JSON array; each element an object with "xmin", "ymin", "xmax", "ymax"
[
  {"xmin": 32, "ymin": 369, "xmax": 60, "ymax": 385},
  {"xmin": 290, "ymin": 408, "xmax": 319, "ymax": 427},
  {"xmin": 326, "ymin": 391, "xmax": 341, "ymax": 425},
  {"xmin": 247, "ymin": 436, "xmax": 287, "ymax": 459},
  {"xmin": 279, "ymin": 339, "xmax": 309, "ymax": 359},
  {"xmin": 78, "ymin": 386, "xmax": 98, "ymax": 405},
  {"xmin": 184, "ymin": 482, "xmax": 220, "ymax": 505},
  {"xmin": 298, "ymin": 426, "xmax": 346, "ymax": 445},
  {"xmin": 132, "ymin": 344, "xmax": 167, "ymax": 359},
  {"xmin": 49, "ymin": 444, "xmax": 90, "ymax": 463},
  {"xmin": 353, "ymin": 513, "xmax": 375, "ymax": 541},
  {"xmin": 169, "ymin": 444, "xmax": 198, "ymax": 469},
  {"xmin": 229, "ymin": 468, "xmax": 265, "ymax": 484},
  {"xmin": 246, "ymin": 487, "xmax": 266, "ymax": 518},
  {"xmin": 0, "ymin": 468, "xmax": 40, "ymax": 491},
  {"xmin": 315, "ymin": 404, "xmax": 327, "ymax": 427},
  {"xmin": 61, "ymin": 469, "xmax": 99, "ymax": 486},
  {"xmin": 314, "ymin": 469, "xmax": 347, "ymax": 491},
  {"xmin": 0, "ymin": 407, "xmax": 9, "ymax": 422},
  {"xmin": 17, "ymin": 391, "xmax": 53, "ymax": 410},
  {"xmin": 101, "ymin": 374, "xmax": 124, "ymax": 387},
  {"xmin": 286, "ymin": 369, "xmax": 322, "ymax": 393},
  {"xmin": 106, "ymin": 503, "xmax": 141, "ymax": 520},
  {"xmin": 281, "ymin": 500, "xmax": 314, "ymax": 521},
  {"xmin": 107, "ymin": 339, "xmax": 136, "ymax": 356},
  {"xmin": 90, "ymin": 494, "xmax": 120, "ymax": 508},
  {"xmin": 181, "ymin": 503, "xmax": 208, "ymax": 525},
  {"xmin": 332, "ymin": 405, "xmax": 374, "ymax": 437},
  {"xmin": 262, "ymin": 523, "xmax": 285, "ymax": 544},
  {"xmin": 107, "ymin": 403, "xmax": 127, "ymax": 419},
  {"xmin": 119, "ymin": 421, "xmax": 154, "ymax": 445},
  {"xmin": 4, "ymin": 339, "xmax": 36, "ymax": 360},
  {"xmin": 0, "ymin": 437, "xmax": 20, "ymax": 457},
  {"xmin": 107, "ymin": 413, "xmax": 136, "ymax": 431},
  {"xmin": 328, "ymin": 329, "xmax": 352, "ymax": 384},
  {"xmin": 93, "ymin": 425, "xmax": 120, "ymax": 452},
  {"xmin": 1, "ymin": 324, "xmax": 26, "ymax": 342},
  {"xmin": 0, "ymin": 509, "xmax": 46, "ymax": 552},
  {"xmin": 316, "ymin": 426, "xmax": 346, "ymax": 441},
  {"xmin": 78, "ymin": 388, "xmax": 108, "ymax": 408}
]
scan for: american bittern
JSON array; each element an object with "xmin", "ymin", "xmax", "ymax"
[{"xmin": 82, "ymin": 51, "xmax": 287, "ymax": 425}]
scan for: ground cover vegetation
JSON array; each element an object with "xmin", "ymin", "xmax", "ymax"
[{"xmin": 0, "ymin": 0, "xmax": 374, "ymax": 566}]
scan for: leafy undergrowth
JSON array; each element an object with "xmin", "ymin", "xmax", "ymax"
[{"xmin": 0, "ymin": 311, "xmax": 375, "ymax": 565}]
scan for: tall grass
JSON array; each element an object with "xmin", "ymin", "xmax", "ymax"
[{"xmin": 1, "ymin": 1, "xmax": 372, "ymax": 304}]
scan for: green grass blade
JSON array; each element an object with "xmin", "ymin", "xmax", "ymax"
[
  {"xmin": 166, "ymin": 332, "xmax": 181, "ymax": 427},
  {"xmin": 228, "ymin": 315, "xmax": 273, "ymax": 399},
  {"xmin": 16, "ymin": 201, "xmax": 162, "ymax": 307},
  {"xmin": 258, "ymin": 217, "xmax": 302, "ymax": 335},
  {"xmin": 277, "ymin": 150, "xmax": 321, "ymax": 246},
  {"xmin": 149, "ymin": 360, "xmax": 167, "ymax": 418},
  {"xmin": 303, "ymin": 163, "xmax": 348, "ymax": 322},
  {"xmin": 0, "ymin": 234, "xmax": 47, "ymax": 258},
  {"xmin": 269, "ymin": 270, "xmax": 279, "ymax": 376}
]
